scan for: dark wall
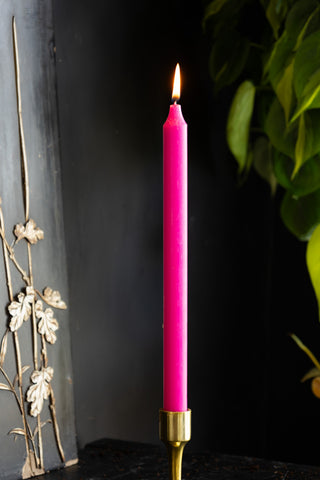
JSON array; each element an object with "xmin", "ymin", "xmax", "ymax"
[{"xmin": 52, "ymin": 0, "xmax": 320, "ymax": 466}]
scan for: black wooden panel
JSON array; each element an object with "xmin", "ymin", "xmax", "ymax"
[{"xmin": 0, "ymin": 2, "xmax": 77, "ymax": 478}]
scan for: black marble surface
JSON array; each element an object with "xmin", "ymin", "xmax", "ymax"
[{"xmin": 36, "ymin": 438, "xmax": 320, "ymax": 480}]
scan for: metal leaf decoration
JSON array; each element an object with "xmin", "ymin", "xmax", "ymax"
[
  {"xmin": 40, "ymin": 287, "xmax": 67, "ymax": 310},
  {"xmin": 26, "ymin": 367, "xmax": 54, "ymax": 417},
  {"xmin": 14, "ymin": 219, "xmax": 44, "ymax": 245},
  {"xmin": 0, "ymin": 16, "xmax": 66, "ymax": 476},
  {"xmin": 35, "ymin": 301, "xmax": 59, "ymax": 344}
]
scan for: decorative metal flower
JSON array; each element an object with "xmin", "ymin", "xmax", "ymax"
[
  {"xmin": 14, "ymin": 219, "xmax": 44, "ymax": 244},
  {"xmin": 8, "ymin": 287, "xmax": 35, "ymax": 332},
  {"xmin": 0, "ymin": 18, "xmax": 67, "ymax": 472},
  {"xmin": 35, "ymin": 300, "xmax": 59, "ymax": 344},
  {"xmin": 41, "ymin": 287, "xmax": 67, "ymax": 310},
  {"xmin": 26, "ymin": 367, "xmax": 54, "ymax": 417}
]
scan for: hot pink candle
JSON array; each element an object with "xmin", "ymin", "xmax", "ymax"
[{"xmin": 163, "ymin": 64, "xmax": 188, "ymax": 412}]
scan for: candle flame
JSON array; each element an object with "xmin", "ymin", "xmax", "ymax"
[{"xmin": 172, "ymin": 63, "xmax": 180, "ymax": 102}]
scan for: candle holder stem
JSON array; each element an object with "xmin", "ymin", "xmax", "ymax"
[{"xmin": 159, "ymin": 409, "xmax": 191, "ymax": 480}]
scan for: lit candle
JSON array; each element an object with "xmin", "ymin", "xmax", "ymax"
[{"xmin": 163, "ymin": 63, "xmax": 188, "ymax": 412}]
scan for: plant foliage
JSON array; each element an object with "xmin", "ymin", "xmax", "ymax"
[
  {"xmin": 204, "ymin": 0, "xmax": 320, "ymax": 396},
  {"xmin": 204, "ymin": 0, "xmax": 320, "ymax": 317}
]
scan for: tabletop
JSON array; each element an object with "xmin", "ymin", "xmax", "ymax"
[{"xmin": 36, "ymin": 438, "xmax": 320, "ymax": 480}]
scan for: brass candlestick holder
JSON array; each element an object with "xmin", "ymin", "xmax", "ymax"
[{"xmin": 159, "ymin": 409, "xmax": 191, "ymax": 480}]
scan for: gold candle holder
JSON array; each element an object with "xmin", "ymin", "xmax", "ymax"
[{"xmin": 159, "ymin": 409, "xmax": 191, "ymax": 480}]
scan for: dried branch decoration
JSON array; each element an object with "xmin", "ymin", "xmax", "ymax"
[{"xmin": 0, "ymin": 17, "xmax": 67, "ymax": 477}]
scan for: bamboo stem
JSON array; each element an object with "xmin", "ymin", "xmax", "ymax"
[
  {"xmin": 14, "ymin": 331, "xmax": 32, "ymax": 460},
  {"xmin": 41, "ymin": 334, "xmax": 64, "ymax": 462},
  {"xmin": 49, "ymin": 386, "xmax": 65, "ymax": 463},
  {"xmin": 37, "ymin": 415, "xmax": 44, "ymax": 468},
  {"xmin": 13, "ymin": 16, "xmax": 45, "ymax": 469},
  {"xmin": 0, "ymin": 366, "xmax": 38, "ymax": 460},
  {"xmin": 41, "ymin": 335, "xmax": 48, "ymax": 368},
  {"xmin": 0, "ymin": 204, "xmax": 35, "ymax": 463},
  {"xmin": 12, "ymin": 16, "xmax": 29, "ymax": 221},
  {"xmin": 28, "ymin": 243, "xmax": 38, "ymax": 372}
]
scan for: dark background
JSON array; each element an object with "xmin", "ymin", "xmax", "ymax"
[{"xmin": 52, "ymin": 0, "xmax": 320, "ymax": 466}]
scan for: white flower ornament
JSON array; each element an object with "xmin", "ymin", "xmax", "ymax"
[
  {"xmin": 8, "ymin": 286, "xmax": 35, "ymax": 332},
  {"xmin": 14, "ymin": 219, "xmax": 44, "ymax": 244},
  {"xmin": 35, "ymin": 300, "xmax": 59, "ymax": 344},
  {"xmin": 26, "ymin": 367, "xmax": 54, "ymax": 417}
]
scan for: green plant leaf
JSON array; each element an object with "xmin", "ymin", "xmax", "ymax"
[
  {"xmin": 293, "ymin": 113, "xmax": 306, "ymax": 178},
  {"xmin": 286, "ymin": 0, "xmax": 320, "ymax": 50},
  {"xmin": 275, "ymin": 58, "xmax": 295, "ymax": 123},
  {"xmin": 267, "ymin": 30, "xmax": 296, "ymax": 116},
  {"xmin": 265, "ymin": 0, "xmax": 288, "ymax": 38},
  {"xmin": 252, "ymin": 137, "xmax": 277, "ymax": 195},
  {"xmin": 307, "ymin": 109, "xmax": 320, "ymax": 154},
  {"xmin": 291, "ymin": 68, "xmax": 320, "ymax": 121},
  {"xmin": 266, "ymin": 99, "xmax": 320, "ymax": 171},
  {"xmin": 265, "ymin": 97, "xmax": 296, "ymax": 158},
  {"xmin": 281, "ymin": 188, "xmax": 320, "ymax": 240},
  {"xmin": 268, "ymin": 30, "xmax": 295, "ymax": 87},
  {"xmin": 203, "ymin": 0, "xmax": 253, "ymax": 37},
  {"xmin": 209, "ymin": 30, "xmax": 250, "ymax": 91},
  {"xmin": 293, "ymin": 30, "xmax": 320, "ymax": 101},
  {"xmin": 274, "ymin": 152, "xmax": 320, "ymax": 197},
  {"xmin": 268, "ymin": 3, "xmax": 320, "ymax": 112},
  {"xmin": 256, "ymin": 90, "xmax": 275, "ymax": 129},
  {"xmin": 307, "ymin": 223, "xmax": 320, "ymax": 320},
  {"xmin": 293, "ymin": 109, "xmax": 320, "ymax": 176},
  {"xmin": 203, "ymin": 0, "xmax": 230, "ymax": 26},
  {"xmin": 226, "ymin": 80, "xmax": 256, "ymax": 172}
]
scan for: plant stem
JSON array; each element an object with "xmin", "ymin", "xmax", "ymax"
[
  {"xmin": 41, "ymin": 335, "xmax": 48, "ymax": 368},
  {"xmin": 12, "ymin": 16, "xmax": 29, "ymax": 221},
  {"xmin": 37, "ymin": 416, "xmax": 44, "ymax": 469},
  {"xmin": 0, "ymin": 205, "xmax": 36, "ymax": 463},
  {"xmin": 49, "ymin": 386, "xmax": 65, "ymax": 463},
  {"xmin": 0, "ymin": 365, "xmax": 38, "ymax": 460},
  {"xmin": 13, "ymin": 15, "xmax": 45, "ymax": 469},
  {"xmin": 0, "ymin": 226, "xmax": 30, "ymax": 284},
  {"xmin": 28, "ymin": 243, "xmax": 39, "ymax": 372},
  {"xmin": 8, "ymin": 16, "xmax": 65, "ymax": 470},
  {"xmin": 290, "ymin": 334, "xmax": 320, "ymax": 371},
  {"xmin": 14, "ymin": 331, "xmax": 32, "ymax": 461},
  {"xmin": 41, "ymin": 335, "xmax": 65, "ymax": 462}
]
